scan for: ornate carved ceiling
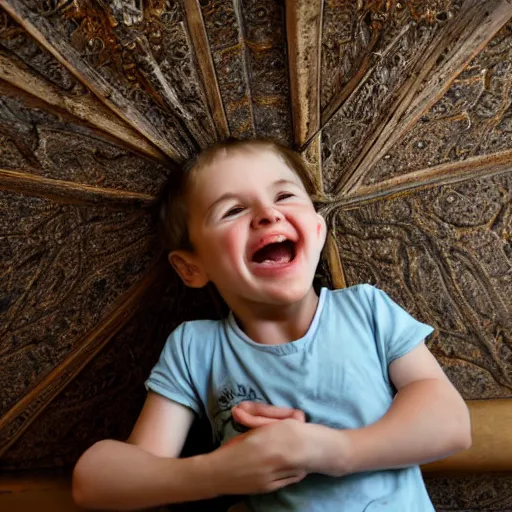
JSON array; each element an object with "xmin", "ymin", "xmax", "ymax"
[{"xmin": 0, "ymin": 1, "xmax": 511, "ymax": 507}]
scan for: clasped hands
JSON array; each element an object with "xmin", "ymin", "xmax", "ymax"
[{"xmin": 206, "ymin": 402, "xmax": 348, "ymax": 496}]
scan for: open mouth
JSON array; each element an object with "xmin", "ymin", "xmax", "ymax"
[{"xmin": 251, "ymin": 239, "xmax": 297, "ymax": 265}]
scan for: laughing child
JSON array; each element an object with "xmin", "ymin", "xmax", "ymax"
[{"xmin": 73, "ymin": 138, "xmax": 471, "ymax": 511}]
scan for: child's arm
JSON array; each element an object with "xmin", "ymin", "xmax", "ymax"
[
  {"xmin": 72, "ymin": 392, "xmax": 208, "ymax": 510},
  {"xmin": 73, "ymin": 392, "xmax": 307, "ymax": 510},
  {"xmin": 307, "ymin": 342, "xmax": 471, "ymax": 476}
]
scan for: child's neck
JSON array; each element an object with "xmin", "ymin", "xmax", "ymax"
[{"xmin": 230, "ymin": 287, "xmax": 320, "ymax": 345}]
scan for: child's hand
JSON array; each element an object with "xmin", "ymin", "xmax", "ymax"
[
  {"xmin": 208, "ymin": 418, "xmax": 314, "ymax": 495},
  {"xmin": 221, "ymin": 402, "xmax": 305, "ymax": 449},
  {"xmin": 232, "ymin": 401, "xmax": 306, "ymax": 428}
]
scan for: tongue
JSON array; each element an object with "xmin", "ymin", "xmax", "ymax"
[{"xmin": 253, "ymin": 241, "xmax": 294, "ymax": 264}]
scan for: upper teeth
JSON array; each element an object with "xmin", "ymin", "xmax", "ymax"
[{"xmin": 275, "ymin": 235, "xmax": 286, "ymax": 243}]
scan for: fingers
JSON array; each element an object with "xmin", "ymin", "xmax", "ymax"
[
  {"xmin": 232, "ymin": 406, "xmax": 279, "ymax": 428},
  {"xmin": 290, "ymin": 409, "xmax": 306, "ymax": 423},
  {"xmin": 236, "ymin": 401, "xmax": 297, "ymax": 419},
  {"xmin": 234, "ymin": 401, "xmax": 306, "ymax": 423}
]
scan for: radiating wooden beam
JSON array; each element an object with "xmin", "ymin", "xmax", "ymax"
[
  {"xmin": 285, "ymin": 0, "xmax": 323, "ymax": 148},
  {"xmin": 335, "ymin": 0, "xmax": 512, "ymax": 196},
  {"xmin": 0, "ymin": 168, "xmax": 154, "ymax": 207},
  {"xmin": 0, "ymin": 52, "xmax": 166, "ymax": 162},
  {"xmin": 325, "ymin": 232, "xmax": 346, "ymax": 289},
  {"xmin": 422, "ymin": 399, "xmax": 512, "ymax": 473},
  {"xmin": 301, "ymin": 132, "xmax": 346, "ymax": 289},
  {"xmin": 0, "ymin": 78, "xmax": 168, "ymax": 164},
  {"xmin": 1, "ymin": 0, "xmax": 184, "ymax": 160},
  {"xmin": 0, "ymin": 260, "xmax": 169, "ymax": 456},
  {"xmin": 198, "ymin": 1, "xmax": 256, "ymax": 139},
  {"xmin": 328, "ymin": 149, "xmax": 512, "ymax": 210},
  {"xmin": 300, "ymin": 132, "xmax": 324, "ymax": 195},
  {"xmin": 182, "ymin": 0, "xmax": 229, "ymax": 140}
]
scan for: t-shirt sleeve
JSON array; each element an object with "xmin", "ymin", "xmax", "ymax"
[
  {"xmin": 145, "ymin": 323, "xmax": 202, "ymax": 415},
  {"xmin": 363, "ymin": 285, "xmax": 434, "ymax": 365}
]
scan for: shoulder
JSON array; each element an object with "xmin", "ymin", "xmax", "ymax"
[
  {"xmin": 178, "ymin": 318, "xmax": 225, "ymax": 339},
  {"xmin": 327, "ymin": 283, "xmax": 374, "ymax": 298},
  {"xmin": 320, "ymin": 284, "xmax": 378, "ymax": 329},
  {"xmin": 162, "ymin": 318, "xmax": 225, "ymax": 357},
  {"xmin": 324, "ymin": 283, "xmax": 376, "ymax": 309},
  {"xmin": 326, "ymin": 284, "xmax": 398, "ymax": 309},
  {"xmin": 323, "ymin": 284, "xmax": 407, "ymax": 327}
]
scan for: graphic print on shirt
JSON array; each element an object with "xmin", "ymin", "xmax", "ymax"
[{"xmin": 212, "ymin": 382, "xmax": 266, "ymax": 444}]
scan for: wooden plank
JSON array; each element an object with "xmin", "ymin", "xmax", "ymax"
[
  {"xmin": 301, "ymin": 132, "xmax": 324, "ymax": 195},
  {"xmin": 0, "ymin": 471, "xmax": 168, "ymax": 512},
  {"xmin": 325, "ymin": 232, "xmax": 346, "ymax": 289},
  {"xmin": 300, "ymin": 132, "xmax": 347, "ymax": 289},
  {"xmin": 300, "ymin": 133, "xmax": 346, "ymax": 290},
  {"xmin": 182, "ymin": 0, "xmax": 229, "ymax": 140},
  {"xmin": 285, "ymin": 0, "xmax": 323, "ymax": 147},
  {"xmin": 0, "ymin": 168, "xmax": 154, "ymax": 207},
  {"xmin": 325, "ymin": 150, "xmax": 512, "ymax": 211},
  {"xmin": 198, "ymin": 0, "xmax": 256, "ymax": 139},
  {"xmin": 422, "ymin": 399, "xmax": 512, "ymax": 473}
]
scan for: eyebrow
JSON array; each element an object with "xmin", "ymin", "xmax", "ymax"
[
  {"xmin": 205, "ymin": 178, "xmax": 300, "ymax": 221},
  {"xmin": 206, "ymin": 192, "xmax": 239, "ymax": 221},
  {"xmin": 274, "ymin": 178, "xmax": 299, "ymax": 188}
]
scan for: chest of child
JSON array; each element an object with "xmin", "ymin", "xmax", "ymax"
[{"xmin": 205, "ymin": 321, "xmax": 395, "ymax": 445}]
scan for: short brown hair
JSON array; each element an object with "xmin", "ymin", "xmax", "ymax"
[{"xmin": 157, "ymin": 138, "xmax": 318, "ymax": 253}]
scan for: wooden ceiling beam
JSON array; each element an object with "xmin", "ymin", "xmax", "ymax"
[
  {"xmin": 325, "ymin": 149, "xmax": 512, "ymax": 211},
  {"xmin": 285, "ymin": 0, "xmax": 323, "ymax": 149},
  {"xmin": 422, "ymin": 399, "xmax": 512, "ymax": 473},
  {"xmin": 182, "ymin": 0, "xmax": 229, "ymax": 140},
  {"xmin": 0, "ymin": 168, "xmax": 154, "ymax": 207}
]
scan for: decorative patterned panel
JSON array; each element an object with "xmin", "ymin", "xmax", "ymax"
[
  {"xmin": 0, "ymin": 12, "xmax": 165, "ymax": 160},
  {"xmin": 0, "ymin": 281, "xmax": 175, "ymax": 469},
  {"xmin": 320, "ymin": 0, "xmax": 466, "ymax": 193},
  {"xmin": 2, "ymin": 0, "xmax": 215, "ymax": 159},
  {"xmin": 320, "ymin": 0, "xmax": 467, "ymax": 115},
  {"xmin": 199, "ymin": 0, "xmax": 253, "ymax": 138},
  {"xmin": 333, "ymin": 172, "xmax": 512, "ymax": 399},
  {"xmin": 366, "ymin": 22, "xmax": 512, "ymax": 185},
  {"xmin": 425, "ymin": 474, "xmax": 512, "ymax": 511},
  {"xmin": 0, "ymin": 11, "xmax": 86, "ymax": 94},
  {"xmin": 240, "ymin": 0, "xmax": 291, "ymax": 143},
  {"xmin": 0, "ymin": 89, "xmax": 168, "ymax": 195},
  {"xmin": 0, "ymin": 192, "xmax": 156, "ymax": 416}
]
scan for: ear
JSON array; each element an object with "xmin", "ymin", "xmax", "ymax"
[
  {"xmin": 169, "ymin": 250, "xmax": 209, "ymax": 288},
  {"xmin": 316, "ymin": 213, "xmax": 328, "ymax": 244}
]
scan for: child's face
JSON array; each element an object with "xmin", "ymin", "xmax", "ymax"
[{"xmin": 173, "ymin": 148, "xmax": 327, "ymax": 307}]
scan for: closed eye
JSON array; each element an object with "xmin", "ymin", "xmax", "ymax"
[{"xmin": 222, "ymin": 206, "xmax": 245, "ymax": 218}]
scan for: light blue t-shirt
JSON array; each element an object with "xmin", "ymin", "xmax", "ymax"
[{"xmin": 146, "ymin": 284, "xmax": 435, "ymax": 511}]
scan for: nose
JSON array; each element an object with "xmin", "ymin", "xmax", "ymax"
[{"xmin": 251, "ymin": 205, "xmax": 283, "ymax": 229}]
